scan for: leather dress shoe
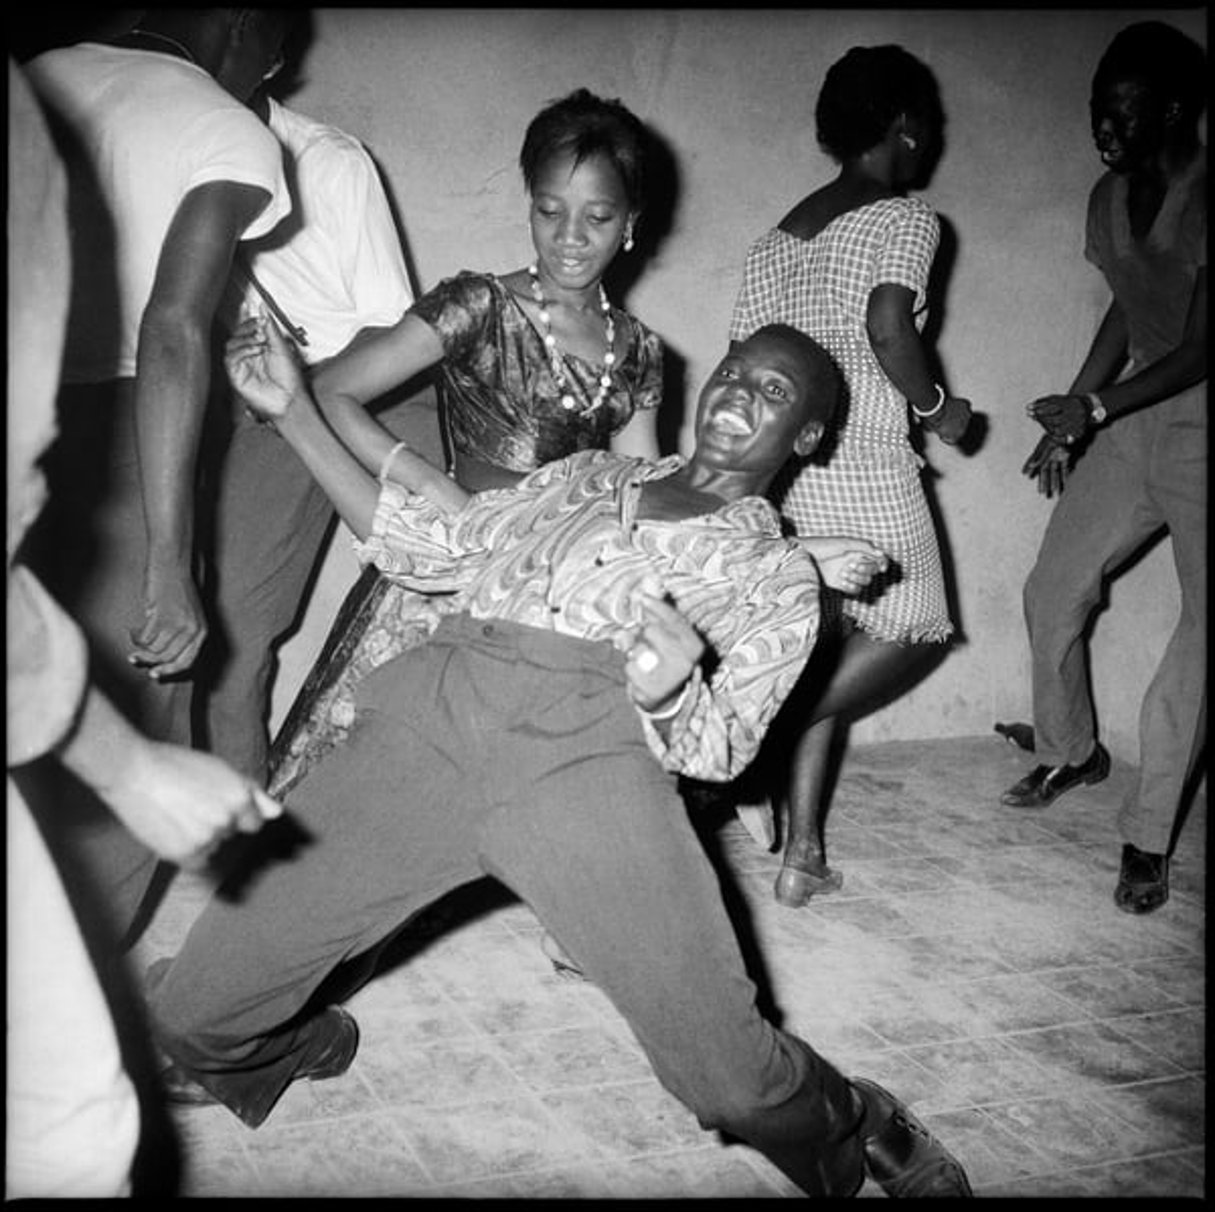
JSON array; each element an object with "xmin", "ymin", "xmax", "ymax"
[
  {"xmin": 852, "ymin": 1078, "xmax": 973, "ymax": 1197},
  {"xmin": 1114, "ymin": 843, "xmax": 1169, "ymax": 914},
  {"xmin": 160, "ymin": 1006, "xmax": 359, "ymax": 1116},
  {"xmin": 1000, "ymin": 742, "xmax": 1109, "ymax": 808}
]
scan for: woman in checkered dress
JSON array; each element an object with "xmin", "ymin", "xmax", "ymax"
[{"xmin": 729, "ymin": 45, "xmax": 973, "ymax": 907}]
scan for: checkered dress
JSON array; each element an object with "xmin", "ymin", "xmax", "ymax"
[{"xmin": 730, "ymin": 198, "xmax": 953, "ymax": 644}]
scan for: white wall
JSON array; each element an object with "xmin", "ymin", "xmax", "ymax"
[{"xmin": 271, "ymin": 8, "xmax": 1205, "ymax": 771}]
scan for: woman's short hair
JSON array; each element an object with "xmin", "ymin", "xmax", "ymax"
[
  {"xmin": 815, "ymin": 45, "xmax": 942, "ymax": 161},
  {"xmin": 520, "ymin": 88, "xmax": 648, "ymax": 213},
  {"xmin": 1093, "ymin": 22, "xmax": 1207, "ymax": 131}
]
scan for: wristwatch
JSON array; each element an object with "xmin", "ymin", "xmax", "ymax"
[{"xmin": 1084, "ymin": 392, "xmax": 1108, "ymax": 425}]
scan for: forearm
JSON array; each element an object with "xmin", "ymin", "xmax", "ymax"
[
  {"xmin": 275, "ymin": 393, "xmax": 383, "ymax": 540},
  {"xmin": 866, "ymin": 291, "xmax": 940, "ymax": 414},
  {"xmin": 1090, "ymin": 341, "xmax": 1206, "ymax": 421},
  {"xmin": 377, "ymin": 440, "xmax": 471, "ymax": 513},
  {"xmin": 310, "ymin": 313, "xmax": 445, "ymax": 473},
  {"xmin": 134, "ymin": 320, "xmax": 209, "ymax": 569},
  {"xmin": 1069, "ymin": 303, "xmax": 1129, "ymax": 396},
  {"xmin": 55, "ymin": 680, "xmax": 148, "ymax": 802},
  {"xmin": 311, "ymin": 381, "xmax": 402, "ymax": 476}
]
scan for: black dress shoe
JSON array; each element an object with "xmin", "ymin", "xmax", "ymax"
[
  {"xmin": 1000, "ymin": 742, "xmax": 1109, "ymax": 807},
  {"xmin": 851, "ymin": 1078, "xmax": 973, "ymax": 1197},
  {"xmin": 1114, "ymin": 843, "xmax": 1169, "ymax": 914},
  {"xmin": 161, "ymin": 1006, "xmax": 359, "ymax": 1115}
]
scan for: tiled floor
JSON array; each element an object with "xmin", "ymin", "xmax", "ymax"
[{"xmin": 128, "ymin": 735, "xmax": 1205, "ymax": 1198}]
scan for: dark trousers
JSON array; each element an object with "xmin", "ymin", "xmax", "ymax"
[
  {"xmin": 1024, "ymin": 387, "xmax": 1206, "ymax": 852},
  {"xmin": 150, "ymin": 616, "xmax": 863, "ymax": 1194},
  {"xmin": 195, "ymin": 410, "xmax": 334, "ymax": 784}
]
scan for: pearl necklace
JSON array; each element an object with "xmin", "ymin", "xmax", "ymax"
[{"xmin": 528, "ymin": 264, "xmax": 616, "ymax": 415}]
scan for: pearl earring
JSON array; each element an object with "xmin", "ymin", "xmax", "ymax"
[
  {"xmin": 623, "ymin": 229, "xmax": 635, "ymax": 252},
  {"xmin": 900, "ymin": 134, "xmax": 917, "ymax": 151}
]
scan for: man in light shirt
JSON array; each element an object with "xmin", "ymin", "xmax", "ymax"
[{"xmin": 199, "ymin": 71, "xmax": 420, "ymax": 785}]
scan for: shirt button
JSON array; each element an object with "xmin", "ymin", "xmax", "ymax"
[
  {"xmin": 482, "ymin": 623, "xmax": 493, "ymax": 636},
  {"xmin": 550, "ymin": 605, "xmax": 560, "ymax": 614}
]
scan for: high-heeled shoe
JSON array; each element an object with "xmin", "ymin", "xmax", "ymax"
[{"xmin": 774, "ymin": 859, "xmax": 844, "ymax": 907}]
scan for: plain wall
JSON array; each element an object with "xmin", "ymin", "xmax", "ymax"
[{"xmin": 270, "ymin": 8, "xmax": 1206, "ymax": 772}]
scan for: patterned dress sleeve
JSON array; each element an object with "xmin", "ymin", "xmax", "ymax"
[
  {"xmin": 628, "ymin": 318, "xmax": 665, "ymax": 413},
  {"xmin": 407, "ymin": 272, "xmax": 495, "ymax": 361},
  {"xmin": 871, "ymin": 198, "xmax": 940, "ymax": 310}
]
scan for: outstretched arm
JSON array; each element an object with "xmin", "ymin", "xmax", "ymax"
[
  {"xmin": 1028, "ymin": 273, "xmax": 1207, "ymax": 443},
  {"xmin": 225, "ymin": 316, "xmax": 468, "ymax": 540},
  {"xmin": 57, "ymin": 679, "xmax": 280, "ymax": 870}
]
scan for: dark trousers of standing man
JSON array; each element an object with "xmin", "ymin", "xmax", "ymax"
[
  {"xmin": 1023, "ymin": 385, "xmax": 1206, "ymax": 851},
  {"xmin": 149, "ymin": 615, "xmax": 866, "ymax": 1196},
  {"xmin": 198, "ymin": 387, "xmax": 448, "ymax": 786}
]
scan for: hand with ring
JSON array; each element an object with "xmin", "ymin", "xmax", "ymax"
[
  {"xmin": 1026, "ymin": 392, "xmax": 1089, "ymax": 446},
  {"xmin": 624, "ymin": 592, "xmax": 704, "ymax": 715}
]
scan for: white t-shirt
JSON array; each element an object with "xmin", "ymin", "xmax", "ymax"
[
  {"xmin": 230, "ymin": 98, "xmax": 414, "ymax": 364},
  {"xmin": 27, "ymin": 44, "xmax": 291, "ymax": 383}
]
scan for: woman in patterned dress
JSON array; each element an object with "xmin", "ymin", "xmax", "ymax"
[
  {"xmin": 730, "ymin": 45, "xmax": 973, "ymax": 907},
  {"xmin": 269, "ymin": 89, "xmax": 664, "ymax": 793}
]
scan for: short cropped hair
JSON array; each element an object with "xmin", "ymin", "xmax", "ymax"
[
  {"xmin": 815, "ymin": 45, "xmax": 943, "ymax": 162},
  {"xmin": 1092, "ymin": 22, "xmax": 1207, "ymax": 131},
  {"xmin": 519, "ymin": 88, "xmax": 648, "ymax": 213},
  {"xmin": 749, "ymin": 322, "xmax": 840, "ymax": 429}
]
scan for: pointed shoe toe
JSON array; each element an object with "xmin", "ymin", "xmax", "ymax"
[{"xmin": 852, "ymin": 1078, "xmax": 973, "ymax": 1198}]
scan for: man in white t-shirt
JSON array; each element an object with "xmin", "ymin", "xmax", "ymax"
[
  {"xmin": 7, "ymin": 59, "xmax": 282, "ymax": 1198},
  {"xmin": 22, "ymin": 9, "xmax": 296, "ymax": 947},
  {"xmin": 198, "ymin": 86, "xmax": 421, "ymax": 782}
]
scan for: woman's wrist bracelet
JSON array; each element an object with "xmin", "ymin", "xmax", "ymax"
[
  {"xmin": 377, "ymin": 440, "xmax": 410, "ymax": 485},
  {"xmin": 911, "ymin": 384, "xmax": 947, "ymax": 419}
]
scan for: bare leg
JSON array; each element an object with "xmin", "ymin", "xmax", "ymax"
[{"xmin": 774, "ymin": 630, "xmax": 944, "ymax": 907}]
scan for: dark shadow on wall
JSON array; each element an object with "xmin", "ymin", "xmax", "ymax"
[
  {"xmin": 605, "ymin": 114, "xmax": 688, "ymax": 456},
  {"xmin": 7, "ymin": 8, "xmax": 141, "ymax": 60}
]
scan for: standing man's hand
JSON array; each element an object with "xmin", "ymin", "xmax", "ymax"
[
  {"xmin": 128, "ymin": 563, "xmax": 207, "ymax": 678},
  {"xmin": 1021, "ymin": 434, "xmax": 1072, "ymax": 498}
]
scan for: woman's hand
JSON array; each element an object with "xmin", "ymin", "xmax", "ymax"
[
  {"xmin": 1022, "ymin": 433, "xmax": 1072, "ymax": 497},
  {"xmin": 1026, "ymin": 392, "xmax": 1089, "ymax": 446},
  {"xmin": 799, "ymin": 536, "xmax": 889, "ymax": 595},
  {"xmin": 625, "ymin": 592, "xmax": 704, "ymax": 715},
  {"xmin": 920, "ymin": 394, "xmax": 973, "ymax": 445},
  {"xmin": 225, "ymin": 312, "xmax": 309, "ymax": 424}
]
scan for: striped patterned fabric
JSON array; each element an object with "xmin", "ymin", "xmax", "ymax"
[{"xmin": 354, "ymin": 449, "xmax": 821, "ymax": 781}]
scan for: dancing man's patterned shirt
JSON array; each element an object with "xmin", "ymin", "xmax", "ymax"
[{"xmin": 355, "ymin": 450, "xmax": 821, "ymax": 783}]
